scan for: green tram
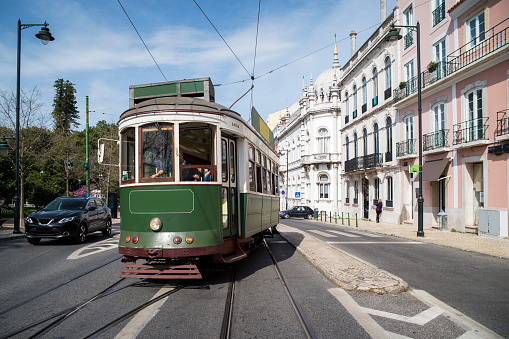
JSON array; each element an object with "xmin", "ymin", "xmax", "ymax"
[{"xmin": 117, "ymin": 78, "xmax": 279, "ymax": 279}]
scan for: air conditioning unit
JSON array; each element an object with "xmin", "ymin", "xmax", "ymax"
[{"xmin": 478, "ymin": 209, "xmax": 508, "ymax": 238}]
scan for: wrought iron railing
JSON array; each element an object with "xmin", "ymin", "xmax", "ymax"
[
  {"xmin": 345, "ymin": 115, "xmax": 349, "ymax": 124},
  {"xmin": 453, "ymin": 117, "xmax": 489, "ymax": 145},
  {"xmin": 386, "ymin": 200, "xmax": 394, "ymax": 208},
  {"xmin": 432, "ymin": 2, "xmax": 445, "ymax": 27},
  {"xmin": 396, "ymin": 139, "xmax": 415, "ymax": 157},
  {"xmin": 344, "ymin": 153, "xmax": 383, "ymax": 173},
  {"xmin": 384, "ymin": 88, "xmax": 392, "ymax": 100},
  {"xmin": 362, "ymin": 103, "xmax": 367, "ymax": 113},
  {"xmin": 423, "ymin": 129, "xmax": 449, "ymax": 151},
  {"xmin": 404, "ymin": 31, "xmax": 413, "ymax": 49},
  {"xmin": 394, "ymin": 19, "xmax": 508, "ymax": 103},
  {"xmin": 372, "ymin": 96, "xmax": 378, "ymax": 107},
  {"xmin": 496, "ymin": 110, "xmax": 508, "ymax": 137},
  {"xmin": 448, "ymin": 18, "xmax": 509, "ymax": 73}
]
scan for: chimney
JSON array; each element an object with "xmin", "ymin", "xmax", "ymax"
[
  {"xmin": 380, "ymin": 0, "xmax": 387, "ymax": 23},
  {"xmin": 350, "ymin": 31, "xmax": 357, "ymax": 57}
]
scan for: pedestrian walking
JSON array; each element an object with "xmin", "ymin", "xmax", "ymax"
[{"xmin": 376, "ymin": 199, "xmax": 383, "ymax": 223}]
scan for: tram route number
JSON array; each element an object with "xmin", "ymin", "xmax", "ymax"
[{"xmin": 231, "ymin": 122, "xmax": 240, "ymax": 129}]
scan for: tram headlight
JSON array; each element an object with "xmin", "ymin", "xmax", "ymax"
[{"xmin": 149, "ymin": 218, "xmax": 162, "ymax": 232}]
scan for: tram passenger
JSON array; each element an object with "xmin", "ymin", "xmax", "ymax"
[{"xmin": 180, "ymin": 153, "xmax": 202, "ymax": 181}]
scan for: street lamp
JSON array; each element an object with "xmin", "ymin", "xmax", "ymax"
[
  {"xmin": 278, "ymin": 150, "xmax": 289, "ymax": 210},
  {"xmin": 12, "ymin": 19, "xmax": 55, "ymax": 234},
  {"xmin": 0, "ymin": 137, "xmax": 14, "ymax": 157},
  {"xmin": 385, "ymin": 22, "xmax": 424, "ymax": 237}
]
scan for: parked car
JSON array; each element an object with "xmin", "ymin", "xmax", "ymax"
[
  {"xmin": 25, "ymin": 197, "xmax": 112, "ymax": 245},
  {"xmin": 279, "ymin": 206, "xmax": 314, "ymax": 219}
]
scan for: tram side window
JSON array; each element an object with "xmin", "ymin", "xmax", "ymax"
[
  {"xmin": 255, "ymin": 150, "xmax": 262, "ymax": 193},
  {"xmin": 222, "ymin": 139, "xmax": 228, "ymax": 182},
  {"xmin": 248, "ymin": 144, "xmax": 256, "ymax": 191},
  {"xmin": 141, "ymin": 123, "xmax": 174, "ymax": 180},
  {"xmin": 121, "ymin": 128, "xmax": 135, "ymax": 181},
  {"xmin": 262, "ymin": 155, "xmax": 267, "ymax": 193}
]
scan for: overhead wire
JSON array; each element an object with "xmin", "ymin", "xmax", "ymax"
[
  {"xmin": 193, "ymin": 0, "xmax": 252, "ymax": 78},
  {"xmin": 250, "ymin": 0, "xmax": 262, "ymax": 112},
  {"xmin": 117, "ymin": 0, "xmax": 168, "ymax": 82}
]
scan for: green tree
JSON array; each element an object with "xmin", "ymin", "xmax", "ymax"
[
  {"xmin": 52, "ymin": 79, "xmax": 79, "ymax": 133},
  {"xmin": 89, "ymin": 121, "xmax": 119, "ymax": 199}
]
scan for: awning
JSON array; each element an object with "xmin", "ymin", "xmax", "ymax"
[{"xmin": 415, "ymin": 158, "xmax": 450, "ymax": 181}]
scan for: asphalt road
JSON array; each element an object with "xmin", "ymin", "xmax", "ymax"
[
  {"xmin": 1, "ymin": 219, "xmax": 506, "ymax": 338},
  {"xmin": 280, "ymin": 218, "xmax": 509, "ymax": 338}
]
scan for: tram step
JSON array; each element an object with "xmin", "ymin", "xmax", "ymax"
[
  {"xmin": 120, "ymin": 263, "xmax": 202, "ymax": 279},
  {"xmin": 216, "ymin": 249, "xmax": 247, "ymax": 264}
]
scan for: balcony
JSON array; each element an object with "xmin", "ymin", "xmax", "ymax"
[
  {"xmin": 453, "ymin": 117, "xmax": 489, "ymax": 145},
  {"xmin": 393, "ymin": 19, "xmax": 509, "ymax": 104},
  {"xmin": 344, "ymin": 153, "xmax": 383, "ymax": 173},
  {"xmin": 423, "ymin": 129, "xmax": 449, "ymax": 151},
  {"xmin": 396, "ymin": 139, "xmax": 416, "ymax": 157},
  {"xmin": 404, "ymin": 31, "xmax": 413, "ymax": 49},
  {"xmin": 432, "ymin": 2, "xmax": 445, "ymax": 27},
  {"xmin": 448, "ymin": 18, "xmax": 509, "ymax": 74},
  {"xmin": 496, "ymin": 110, "xmax": 509, "ymax": 138}
]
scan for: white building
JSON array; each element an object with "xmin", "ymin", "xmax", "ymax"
[{"xmin": 275, "ymin": 42, "xmax": 342, "ymax": 213}]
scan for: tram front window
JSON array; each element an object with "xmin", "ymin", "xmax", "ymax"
[
  {"xmin": 141, "ymin": 123, "xmax": 174, "ymax": 180},
  {"xmin": 179, "ymin": 123, "xmax": 216, "ymax": 182}
]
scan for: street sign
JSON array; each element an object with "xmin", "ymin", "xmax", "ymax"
[
  {"xmin": 409, "ymin": 165, "xmax": 420, "ymax": 173},
  {"xmin": 281, "ymin": 190, "xmax": 286, "ymax": 196},
  {"xmin": 295, "ymin": 192, "xmax": 300, "ymax": 198}
]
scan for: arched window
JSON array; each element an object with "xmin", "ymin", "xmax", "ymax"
[
  {"xmin": 386, "ymin": 117, "xmax": 393, "ymax": 155},
  {"xmin": 374, "ymin": 123, "xmax": 379, "ymax": 154},
  {"xmin": 319, "ymin": 174, "xmax": 329, "ymax": 199},
  {"xmin": 354, "ymin": 132, "xmax": 358, "ymax": 158},
  {"xmin": 345, "ymin": 91, "xmax": 349, "ymax": 114},
  {"xmin": 363, "ymin": 128, "xmax": 368, "ymax": 157},
  {"xmin": 362, "ymin": 77, "xmax": 367, "ymax": 108},
  {"xmin": 345, "ymin": 136, "xmax": 350, "ymax": 161},
  {"xmin": 317, "ymin": 128, "xmax": 329, "ymax": 153},
  {"xmin": 353, "ymin": 85, "xmax": 358, "ymax": 115},
  {"xmin": 385, "ymin": 57, "xmax": 392, "ymax": 91},
  {"xmin": 373, "ymin": 67, "xmax": 378, "ymax": 104}
]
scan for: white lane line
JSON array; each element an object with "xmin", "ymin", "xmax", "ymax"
[
  {"xmin": 359, "ymin": 306, "xmax": 444, "ymax": 325},
  {"xmin": 327, "ymin": 230, "xmax": 361, "ymax": 238},
  {"xmin": 115, "ymin": 287, "xmax": 174, "ymax": 339},
  {"xmin": 410, "ymin": 290, "xmax": 504, "ymax": 339},
  {"xmin": 308, "ymin": 230, "xmax": 336, "ymax": 238},
  {"xmin": 361, "ymin": 233, "xmax": 384, "ymax": 238},
  {"xmin": 327, "ymin": 241, "xmax": 423, "ymax": 245},
  {"xmin": 328, "ymin": 288, "xmax": 390, "ymax": 338}
]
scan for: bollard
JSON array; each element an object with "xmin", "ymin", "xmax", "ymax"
[
  {"xmin": 329, "ymin": 211, "xmax": 332, "ymax": 223},
  {"xmin": 335, "ymin": 212, "xmax": 337, "ymax": 224},
  {"xmin": 356, "ymin": 213, "xmax": 358, "ymax": 227},
  {"xmin": 348, "ymin": 213, "xmax": 350, "ymax": 226},
  {"xmin": 342, "ymin": 212, "xmax": 344, "ymax": 225},
  {"xmin": 320, "ymin": 211, "xmax": 323, "ymax": 221}
]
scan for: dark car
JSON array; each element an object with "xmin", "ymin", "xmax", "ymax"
[
  {"xmin": 25, "ymin": 197, "xmax": 112, "ymax": 245},
  {"xmin": 279, "ymin": 206, "xmax": 314, "ymax": 219}
]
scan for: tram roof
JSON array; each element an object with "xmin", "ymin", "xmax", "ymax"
[{"xmin": 119, "ymin": 96, "xmax": 241, "ymax": 121}]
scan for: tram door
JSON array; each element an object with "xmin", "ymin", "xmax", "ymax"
[{"xmin": 221, "ymin": 137, "xmax": 238, "ymax": 238}]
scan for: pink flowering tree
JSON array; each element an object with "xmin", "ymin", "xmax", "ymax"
[{"xmin": 71, "ymin": 185, "xmax": 96, "ymax": 198}]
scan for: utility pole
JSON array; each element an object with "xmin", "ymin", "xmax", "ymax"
[{"xmin": 85, "ymin": 96, "xmax": 90, "ymax": 197}]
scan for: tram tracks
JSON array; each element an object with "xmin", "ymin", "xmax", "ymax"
[{"xmin": 220, "ymin": 238, "xmax": 317, "ymax": 339}]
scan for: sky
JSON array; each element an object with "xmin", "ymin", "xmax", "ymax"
[{"xmin": 0, "ymin": 0, "xmax": 397, "ymax": 130}]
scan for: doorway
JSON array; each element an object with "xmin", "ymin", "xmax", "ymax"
[
  {"xmin": 221, "ymin": 136, "xmax": 238, "ymax": 238},
  {"xmin": 363, "ymin": 178, "xmax": 369, "ymax": 219}
]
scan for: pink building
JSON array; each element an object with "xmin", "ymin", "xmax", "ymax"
[{"xmin": 393, "ymin": 0, "xmax": 509, "ymax": 234}]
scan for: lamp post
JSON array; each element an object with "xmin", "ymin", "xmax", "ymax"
[
  {"xmin": 278, "ymin": 150, "xmax": 289, "ymax": 210},
  {"xmin": 386, "ymin": 22, "xmax": 424, "ymax": 237},
  {"xmin": 12, "ymin": 19, "xmax": 55, "ymax": 234}
]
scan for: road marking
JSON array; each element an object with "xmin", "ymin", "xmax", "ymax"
[
  {"xmin": 327, "ymin": 230, "xmax": 361, "ymax": 238},
  {"xmin": 266, "ymin": 240, "xmax": 288, "ymax": 244},
  {"xmin": 328, "ymin": 288, "xmax": 390, "ymax": 338},
  {"xmin": 308, "ymin": 230, "xmax": 336, "ymax": 237},
  {"xmin": 360, "ymin": 232, "xmax": 384, "ymax": 238},
  {"xmin": 67, "ymin": 238, "xmax": 118, "ymax": 260},
  {"xmin": 410, "ymin": 290, "xmax": 504, "ymax": 338},
  {"xmin": 115, "ymin": 287, "xmax": 173, "ymax": 339},
  {"xmin": 327, "ymin": 241, "xmax": 423, "ymax": 245},
  {"xmin": 359, "ymin": 306, "xmax": 444, "ymax": 325}
]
